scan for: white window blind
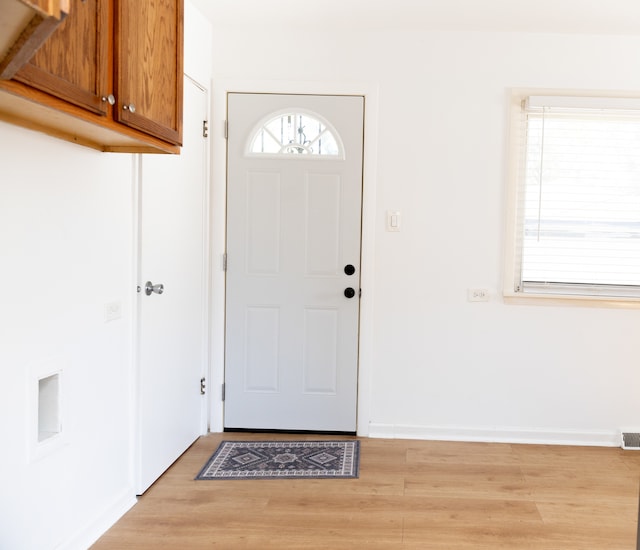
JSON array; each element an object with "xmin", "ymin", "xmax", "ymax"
[{"xmin": 514, "ymin": 95, "xmax": 640, "ymax": 298}]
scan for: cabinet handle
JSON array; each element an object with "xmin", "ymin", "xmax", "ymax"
[
  {"xmin": 123, "ymin": 103, "xmax": 136, "ymax": 113},
  {"xmin": 101, "ymin": 94, "xmax": 116, "ymax": 105}
]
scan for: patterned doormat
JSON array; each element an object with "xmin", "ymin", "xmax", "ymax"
[{"xmin": 195, "ymin": 440, "xmax": 360, "ymax": 480}]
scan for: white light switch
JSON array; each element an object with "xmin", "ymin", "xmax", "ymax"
[{"xmin": 387, "ymin": 210, "xmax": 401, "ymax": 232}]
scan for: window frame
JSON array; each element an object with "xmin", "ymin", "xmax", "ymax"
[{"xmin": 503, "ymin": 89, "xmax": 640, "ymax": 308}]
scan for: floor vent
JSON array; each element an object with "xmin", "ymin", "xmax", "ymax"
[{"xmin": 621, "ymin": 432, "xmax": 640, "ymax": 450}]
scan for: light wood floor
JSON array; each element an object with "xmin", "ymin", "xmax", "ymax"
[{"xmin": 91, "ymin": 433, "xmax": 640, "ymax": 549}]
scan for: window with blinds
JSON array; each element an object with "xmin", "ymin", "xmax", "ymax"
[{"xmin": 510, "ymin": 94, "xmax": 640, "ymax": 299}]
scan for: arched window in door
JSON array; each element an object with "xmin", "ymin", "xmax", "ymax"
[{"xmin": 248, "ymin": 110, "xmax": 344, "ymax": 158}]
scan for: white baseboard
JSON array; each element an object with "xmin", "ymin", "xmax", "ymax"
[
  {"xmin": 56, "ymin": 488, "xmax": 137, "ymax": 550},
  {"xmin": 368, "ymin": 423, "xmax": 620, "ymax": 447}
]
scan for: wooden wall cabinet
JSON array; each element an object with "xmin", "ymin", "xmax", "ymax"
[{"xmin": 0, "ymin": 0, "xmax": 183, "ymax": 153}]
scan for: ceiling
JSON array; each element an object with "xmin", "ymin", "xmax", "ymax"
[{"xmin": 189, "ymin": 0, "xmax": 640, "ymax": 35}]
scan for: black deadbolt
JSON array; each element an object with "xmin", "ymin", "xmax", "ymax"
[
  {"xmin": 344, "ymin": 264, "xmax": 356, "ymax": 276},
  {"xmin": 344, "ymin": 287, "xmax": 356, "ymax": 299}
]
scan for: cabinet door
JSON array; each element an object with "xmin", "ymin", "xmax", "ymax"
[
  {"xmin": 114, "ymin": 0, "xmax": 183, "ymax": 146},
  {"xmin": 13, "ymin": 0, "xmax": 109, "ymax": 115}
]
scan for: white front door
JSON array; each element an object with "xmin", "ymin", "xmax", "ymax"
[
  {"xmin": 225, "ymin": 93, "xmax": 364, "ymax": 432},
  {"xmin": 136, "ymin": 77, "xmax": 208, "ymax": 494}
]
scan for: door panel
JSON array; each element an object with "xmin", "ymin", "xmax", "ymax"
[
  {"xmin": 247, "ymin": 171, "xmax": 281, "ymax": 274},
  {"xmin": 303, "ymin": 308, "xmax": 338, "ymax": 393},
  {"xmin": 306, "ymin": 173, "xmax": 341, "ymax": 273},
  {"xmin": 225, "ymin": 93, "xmax": 364, "ymax": 432},
  {"xmin": 136, "ymin": 77, "xmax": 207, "ymax": 494},
  {"xmin": 245, "ymin": 306, "xmax": 280, "ymax": 392}
]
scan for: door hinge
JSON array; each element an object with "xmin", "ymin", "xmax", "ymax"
[
  {"xmin": 223, "ymin": 119, "xmax": 228, "ymax": 139},
  {"xmin": 222, "ymin": 253, "xmax": 227, "ymax": 271},
  {"xmin": 202, "ymin": 120, "xmax": 209, "ymax": 138},
  {"xmin": 221, "ymin": 383, "xmax": 226, "ymax": 401},
  {"xmin": 359, "ymin": 288, "xmax": 362, "ymax": 298},
  {"xmin": 200, "ymin": 377, "xmax": 206, "ymax": 395}
]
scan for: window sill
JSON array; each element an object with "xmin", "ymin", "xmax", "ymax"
[{"xmin": 503, "ymin": 291, "xmax": 640, "ymax": 309}]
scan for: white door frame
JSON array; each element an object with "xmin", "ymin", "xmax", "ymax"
[{"xmin": 209, "ymin": 80, "xmax": 379, "ymax": 436}]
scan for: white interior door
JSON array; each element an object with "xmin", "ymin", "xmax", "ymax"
[
  {"xmin": 225, "ymin": 93, "xmax": 364, "ymax": 432},
  {"xmin": 136, "ymin": 77, "xmax": 208, "ymax": 494}
]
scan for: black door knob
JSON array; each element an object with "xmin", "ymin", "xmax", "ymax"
[
  {"xmin": 344, "ymin": 264, "xmax": 356, "ymax": 276},
  {"xmin": 344, "ymin": 287, "xmax": 356, "ymax": 299}
]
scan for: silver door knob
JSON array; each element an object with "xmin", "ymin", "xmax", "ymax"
[
  {"xmin": 123, "ymin": 103, "xmax": 136, "ymax": 113},
  {"xmin": 101, "ymin": 94, "xmax": 116, "ymax": 105},
  {"xmin": 145, "ymin": 281, "xmax": 164, "ymax": 296}
]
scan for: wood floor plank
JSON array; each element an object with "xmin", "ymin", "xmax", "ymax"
[
  {"xmin": 91, "ymin": 434, "xmax": 640, "ymax": 549},
  {"xmin": 401, "ymin": 518, "xmax": 633, "ymax": 550},
  {"xmin": 535, "ymin": 500, "xmax": 637, "ymax": 527},
  {"xmin": 404, "ymin": 462, "xmax": 534, "ymax": 501},
  {"xmin": 406, "ymin": 440, "xmax": 521, "ymax": 466}
]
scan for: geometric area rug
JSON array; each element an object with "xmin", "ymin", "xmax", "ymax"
[{"xmin": 195, "ymin": 440, "xmax": 360, "ymax": 480}]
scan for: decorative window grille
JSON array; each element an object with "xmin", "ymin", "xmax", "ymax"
[{"xmin": 249, "ymin": 111, "xmax": 343, "ymax": 157}]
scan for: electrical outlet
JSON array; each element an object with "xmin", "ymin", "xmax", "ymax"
[
  {"xmin": 467, "ymin": 288, "xmax": 490, "ymax": 302},
  {"xmin": 104, "ymin": 301, "xmax": 122, "ymax": 322}
]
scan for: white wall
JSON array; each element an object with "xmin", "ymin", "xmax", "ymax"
[
  {"xmin": 0, "ymin": 123, "xmax": 136, "ymax": 549},
  {"xmin": 210, "ymin": 29, "xmax": 640, "ymax": 444}
]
